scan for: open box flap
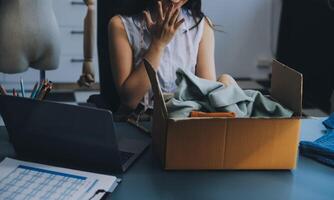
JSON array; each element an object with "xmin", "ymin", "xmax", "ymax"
[
  {"xmin": 271, "ymin": 60, "xmax": 303, "ymax": 116},
  {"xmin": 143, "ymin": 59, "xmax": 168, "ymax": 120},
  {"xmin": 144, "ymin": 59, "xmax": 169, "ymax": 164}
]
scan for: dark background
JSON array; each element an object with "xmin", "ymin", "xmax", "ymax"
[{"xmin": 277, "ymin": 0, "xmax": 334, "ymax": 112}]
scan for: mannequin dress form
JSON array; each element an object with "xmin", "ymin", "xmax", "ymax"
[{"xmin": 0, "ymin": 0, "xmax": 60, "ymax": 74}]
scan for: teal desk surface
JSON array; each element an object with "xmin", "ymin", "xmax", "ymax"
[{"xmin": 0, "ymin": 118, "xmax": 334, "ymax": 200}]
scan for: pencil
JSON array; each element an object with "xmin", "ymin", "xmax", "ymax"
[
  {"xmin": 37, "ymin": 88, "xmax": 47, "ymax": 100},
  {"xmin": 13, "ymin": 89, "xmax": 17, "ymax": 96},
  {"xmin": 43, "ymin": 84, "xmax": 53, "ymax": 100},
  {"xmin": 34, "ymin": 80, "xmax": 45, "ymax": 99},
  {"xmin": 20, "ymin": 77, "xmax": 25, "ymax": 97},
  {"xmin": 30, "ymin": 82, "xmax": 39, "ymax": 98}
]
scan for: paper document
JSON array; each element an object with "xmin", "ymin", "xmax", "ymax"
[{"xmin": 0, "ymin": 158, "xmax": 118, "ymax": 200}]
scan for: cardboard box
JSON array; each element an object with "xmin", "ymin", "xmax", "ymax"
[{"xmin": 144, "ymin": 60, "xmax": 303, "ymax": 170}]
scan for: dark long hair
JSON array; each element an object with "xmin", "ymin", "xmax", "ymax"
[
  {"xmin": 118, "ymin": 0, "xmax": 209, "ymax": 31},
  {"xmin": 180, "ymin": 0, "xmax": 206, "ymax": 30}
]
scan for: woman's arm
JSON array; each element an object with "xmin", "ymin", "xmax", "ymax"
[
  {"xmin": 108, "ymin": 16, "xmax": 164, "ymax": 109},
  {"xmin": 196, "ymin": 18, "xmax": 216, "ymax": 81},
  {"xmin": 108, "ymin": 3, "xmax": 184, "ymax": 110}
]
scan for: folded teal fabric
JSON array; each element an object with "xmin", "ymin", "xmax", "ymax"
[{"xmin": 166, "ymin": 68, "xmax": 294, "ymax": 118}]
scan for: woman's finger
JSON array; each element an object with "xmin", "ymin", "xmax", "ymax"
[
  {"xmin": 164, "ymin": 4, "xmax": 174, "ymax": 26},
  {"xmin": 157, "ymin": 1, "xmax": 164, "ymax": 22},
  {"xmin": 174, "ymin": 18, "xmax": 185, "ymax": 30},
  {"xmin": 170, "ymin": 8, "xmax": 180, "ymax": 26},
  {"xmin": 143, "ymin": 10, "xmax": 154, "ymax": 28}
]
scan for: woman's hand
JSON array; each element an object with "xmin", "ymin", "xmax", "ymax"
[{"xmin": 143, "ymin": 1, "xmax": 185, "ymax": 49}]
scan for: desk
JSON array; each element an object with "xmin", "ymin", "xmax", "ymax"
[{"xmin": 1, "ymin": 119, "xmax": 334, "ymax": 200}]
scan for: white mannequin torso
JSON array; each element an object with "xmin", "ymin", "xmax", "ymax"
[{"xmin": 0, "ymin": 0, "xmax": 60, "ymax": 74}]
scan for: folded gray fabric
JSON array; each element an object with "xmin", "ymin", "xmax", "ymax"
[{"xmin": 166, "ymin": 68, "xmax": 293, "ymax": 118}]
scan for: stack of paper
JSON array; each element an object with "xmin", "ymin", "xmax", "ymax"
[{"xmin": 0, "ymin": 158, "xmax": 119, "ymax": 200}]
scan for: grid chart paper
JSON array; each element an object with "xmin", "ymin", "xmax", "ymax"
[
  {"xmin": 0, "ymin": 158, "xmax": 118, "ymax": 200},
  {"xmin": 0, "ymin": 165, "xmax": 95, "ymax": 200}
]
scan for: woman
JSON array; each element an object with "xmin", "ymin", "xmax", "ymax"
[{"xmin": 109, "ymin": 0, "xmax": 221, "ymax": 111}]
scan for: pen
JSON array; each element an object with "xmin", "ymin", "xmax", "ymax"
[
  {"xmin": 0, "ymin": 84, "xmax": 7, "ymax": 95},
  {"xmin": 20, "ymin": 77, "xmax": 25, "ymax": 97},
  {"xmin": 30, "ymin": 82, "xmax": 39, "ymax": 98},
  {"xmin": 127, "ymin": 118, "xmax": 150, "ymax": 135}
]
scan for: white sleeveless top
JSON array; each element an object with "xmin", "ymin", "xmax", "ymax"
[{"xmin": 120, "ymin": 9, "xmax": 205, "ymax": 108}]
